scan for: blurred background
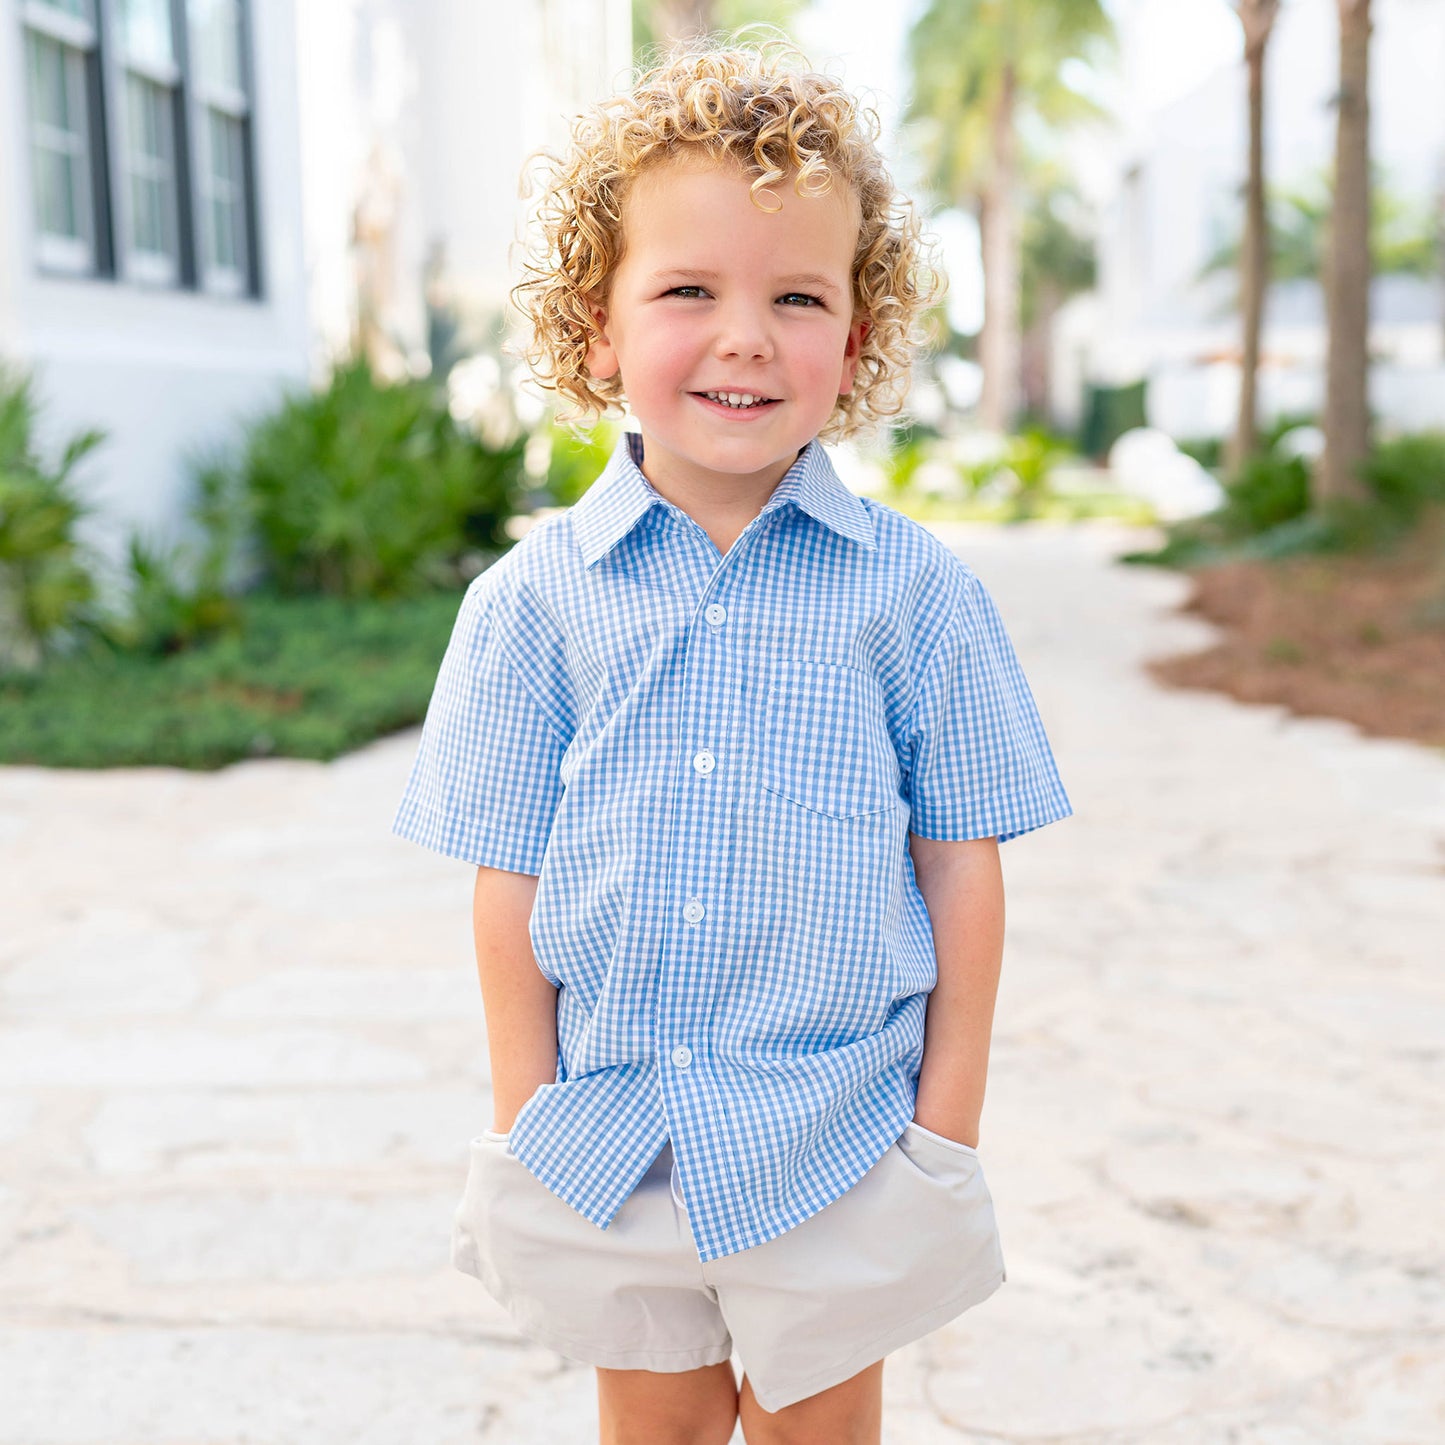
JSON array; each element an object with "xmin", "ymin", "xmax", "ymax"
[
  {"xmin": 3, "ymin": 7, "xmax": 1443, "ymax": 1441},
  {"xmin": 1, "ymin": 0, "xmax": 1442, "ymax": 757}
]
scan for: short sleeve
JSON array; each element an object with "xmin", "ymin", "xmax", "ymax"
[
  {"xmin": 903, "ymin": 574, "xmax": 1072, "ymax": 844},
  {"xmin": 391, "ymin": 585, "xmax": 567, "ymax": 874}
]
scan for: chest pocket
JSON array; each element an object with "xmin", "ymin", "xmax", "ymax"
[{"xmin": 760, "ymin": 659, "xmax": 898, "ymax": 819}]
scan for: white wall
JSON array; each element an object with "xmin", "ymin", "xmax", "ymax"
[
  {"xmin": 0, "ymin": 0, "xmax": 311, "ymax": 585},
  {"xmin": 1080, "ymin": 0, "xmax": 1445, "ymax": 440},
  {"xmin": 295, "ymin": 0, "xmax": 632, "ymax": 377}
]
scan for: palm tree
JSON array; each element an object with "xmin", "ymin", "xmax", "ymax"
[
  {"xmin": 1320, "ymin": 0, "xmax": 1373, "ymax": 504},
  {"xmin": 1229, "ymin": 0, "xmax": 1281, "ymax": 474},
  {"xmin": 905, "ymin": 0, "xmax": 1115, "ymax": 434},
  {"xmin": 1020, "ymin": 177, "xmax": 1097, "ymax": 423}
]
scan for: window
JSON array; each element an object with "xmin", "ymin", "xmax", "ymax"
[
  {"xmin": 22, "ymin": 0, "xmax": 102, "ymax": 274},
  {"xmin": 113, "ymin": 0, "xmax": 181, "ymax": 285},
  {"xmin": 18, "ymin": 0, "xmax": 260, "ymax": 296},
  {"xmin": 189, "ymin": 0, "xmax": 254, "ymax": 294}
]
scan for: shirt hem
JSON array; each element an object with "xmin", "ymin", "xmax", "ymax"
[
  {"xmin": 909, "ymin": 790, "xmax": 1073, "ymax": 845},
  {"xmin": 391, "ymin": 799, "xmax": 548, "ymax": 874}
]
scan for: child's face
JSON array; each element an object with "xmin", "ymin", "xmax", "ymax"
[{"xmin": 585, "ymin": 155, "xmax": 868, "ymax": 497}]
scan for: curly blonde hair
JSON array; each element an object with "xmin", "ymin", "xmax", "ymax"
[{"xmin": 511, "ymin": 36, "xmax": 938, "ymax": 441}]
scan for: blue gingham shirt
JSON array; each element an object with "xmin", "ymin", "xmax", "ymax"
[{"xmin": 393, "ymin": 432, "xmax": 1072, "ymax": 1261}]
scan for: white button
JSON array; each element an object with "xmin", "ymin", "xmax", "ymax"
[
  {"xmin": 692, "ymin": 749, "xmax": 715, "ymax": 775},
  {"xmin": 705, "ymin": 604, "xmax": 727, "ymax": 627},
  {"xmin": 670, "ymin": 1045, "xmax": 693, "ymax": 1068},
  {"xmin": 682, "ymin": 898, "xmax": 705, "ymax": 925}
]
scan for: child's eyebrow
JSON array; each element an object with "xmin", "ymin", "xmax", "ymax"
[{"xmin": 651, "ymin": 268, "xmax": 844, "ymax": 296}]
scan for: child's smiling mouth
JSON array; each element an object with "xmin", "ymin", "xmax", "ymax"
[{"xmin": 691, "ymin": 390, "xmax": 782, "ymax": 415}]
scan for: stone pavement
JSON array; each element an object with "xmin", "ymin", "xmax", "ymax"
[{"xmin": 1, "ymin": 521, "xmax": 1442, "ymax": 1444}]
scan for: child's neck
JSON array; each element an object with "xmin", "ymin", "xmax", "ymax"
[{"xmin": 635, "ymin": 439, "xmax": 804, "ymax": 555}]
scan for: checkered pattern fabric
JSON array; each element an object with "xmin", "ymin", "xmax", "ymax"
[{"xmin": 393, "ymin": 433, "xmax": 1072, "ymax": 1261}]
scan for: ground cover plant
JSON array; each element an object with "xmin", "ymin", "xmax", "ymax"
[
  {"xmin": 0, "ymin": 358, "xmax": 524, "ymax": 769},
  {"xmin": 1129, "ymin": 427, "xmax": 1445, "ymax": 752}
]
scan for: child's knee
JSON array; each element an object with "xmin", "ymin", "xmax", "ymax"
[{"xmin": 596, "ymin": 1362, "xmax": 739, "ymax": 1445}]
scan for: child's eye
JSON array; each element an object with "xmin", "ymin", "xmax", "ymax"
[
  {"xmin": 665, "ymin": 285, "xmax": 708, "ymax": 299},
  {"xmin": 778, "ymin": 292, "xmax": 825, "ymax": 308}
]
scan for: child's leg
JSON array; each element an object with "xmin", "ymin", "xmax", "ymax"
[
  {"xmin": 596, "ymin": 1361, "xmax": 739, "ymax": 1445},
  {"xmin": 736, "ymin": 1359, "xmax": 884, "ymax": 1445}
]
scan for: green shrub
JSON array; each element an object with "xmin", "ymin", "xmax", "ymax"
[
  {"xmin": 880, "ymin": 423, "xmax": 934, "ymax": 496},
  {"xmin": 547, "ymin": 419, "xmax": 621, "ymax": 506},
  {"xmin": 237, "ymin": 357, "xmax": 524, "ymax": 599},
  {"xmin": 1221, "ymin": 451, "xmax": 1312, "ymax": 535},
  {"xmin": 102, "ymin": 529, "xmax": 245, "ymax": 658},
  {"xmin": 0, "ymin": 364, "xmax": 107, "ymax": 671},
  {"xmin": 1261, "ymin": 411, "xmax": 1319, "ymax": 453},
  {"xmin": 1176, "ymin": 435, "xmax": 1225, "ymax": 470},
  {"xmin": 1360, "ymin": 431, "xmax": 1445, "ymax": 521},
  {"xmin": 0, "ymin": 589, "xmax": 462, "ymax": 768},
  {"xmin": 1003, "ymin": 428, "xmax": 1075, "ymax": 516}
]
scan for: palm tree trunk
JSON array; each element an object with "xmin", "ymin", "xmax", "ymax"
[
  {"xmin": 1320, "ymin": 0, "xmax": 1373, "ymax": 504},
  {"xmin": 978, "ymin": 64, "xmax": 1020, "ymax": 434},
  {"xmin": 1229, "ymin": 7, "xmax": 1276, "ymax": 473},
  {"xmin": 1021, "ymin": 284, "xmax": 1061, "ymax": 424}
]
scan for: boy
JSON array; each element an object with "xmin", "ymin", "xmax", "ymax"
[{"xmin": 392, "ymin": 39, "xmax": 1072, "ymax": 1445}]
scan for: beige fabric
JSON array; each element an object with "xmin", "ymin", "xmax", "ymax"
[{"xmin": 451, "ymin": 1119, "xmax": 1006, "ymax": 1414}]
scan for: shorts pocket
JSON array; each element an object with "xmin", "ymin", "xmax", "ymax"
[
  {"xmin": 760, "ymin": 659, "xmax": 897, "ymax": 819},
  {"xmin": 904, "ymin": 1119, "xmax": 979, "ymax": 1158},
  {"xmin": 452, "ymin": 1134, "xmax": 522, "ymax": 1279},
  {"xmin": 893, "ymin": 1126, "xmax": 1007, "ymax": 1285}
]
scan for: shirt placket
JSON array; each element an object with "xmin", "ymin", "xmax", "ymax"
[{"xmin": 653, "ymin": 501, "xmax": 784, "ymax": 1256}]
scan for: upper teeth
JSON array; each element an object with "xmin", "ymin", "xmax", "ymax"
[{"xmin": 706, "ymin": 391, "xmax": 767, "ymax": 407}]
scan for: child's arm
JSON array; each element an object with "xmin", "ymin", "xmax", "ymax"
[
  {"xmin": 473, "ymin": 864, "xmax": 560, "ymax": 1133},
  {"xmin": 907, "ymin": 833, "xmax": 1006, "ymax": 1150}
]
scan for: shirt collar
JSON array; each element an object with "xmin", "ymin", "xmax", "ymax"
[{"xmin": 570, "ymin": 430, "xmax": 878, "ymax": 570}]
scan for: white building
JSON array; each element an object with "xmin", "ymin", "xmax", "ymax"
[
  {"xmin": 0, "ymin": 0, "xmax": 629, "ymax": 587},
  {"xmin": 1055, "ymin": 0, "xmax": 1445, "ymax": 441}
]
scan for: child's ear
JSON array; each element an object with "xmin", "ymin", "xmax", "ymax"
[
  {"xmin": 585, "ymin": 300, "xmax": 621, "ymax": 382},
  {"xmin": 837, "ymin": 316, "xmax": 871, "ymax": 395}
]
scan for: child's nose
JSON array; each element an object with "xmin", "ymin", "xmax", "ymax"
[{"xmin": 712, "ymin": 303, "xmax": 774, "ymax": 362}]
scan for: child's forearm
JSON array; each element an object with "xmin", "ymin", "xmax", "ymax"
[
  {"xmin": 472, "ymin": 865, "xmax": 560, "ymax": 1132},
  {"xmin": 907, "ymin": 834, "xmax": 1006, "ymax": 1149}
]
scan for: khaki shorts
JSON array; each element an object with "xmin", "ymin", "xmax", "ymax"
[{"xmin": 451, "ymin": 1119, "xmax": 1006, "ymax": 1414}]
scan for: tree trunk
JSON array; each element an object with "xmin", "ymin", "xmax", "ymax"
[
  {"xmin": 1229, "ymin": 5, "xmax": 1277, "ymax": 474},
  {"xmin": 978, "ymin": 65, "xmax": 1020, "ymax": 434},
  {"xmin": 1320, "ymin": 0, "xmax": 1373, "ymax": 505},
  {"xmin": 1021, "ymin": 284, "xmax": 1061, "ymax": 425}
]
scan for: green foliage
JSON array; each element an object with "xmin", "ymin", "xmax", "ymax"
[
  {"xmin": 1200, "ymin": 167, "xmax": 1439, "ymax": 284},
  {"xmin": 631, "ymin": 1, "xmax": 805, "ymax": 61},
  {"xmin": 905, "ymin": 0, "xmax": 1117, "ymax": 207},
  {"xmin": 1176, "ymin": 435, "xmax": 1225, "ymax": 470},
  {"xmin": 880, "ymin": 423, "xmax": 937, "ymax": 496},
  {"xmin": 1359, "ymin": 432, "xmax": 1445, "ymax": 522},
  {"xmin": 1006, "ymin": 427, "xmax": 1073, "ymax": 491},
  {"xmin": 1021, "ymin": 179, "xmax": 1097, "ymax": 330},
  {"xmin": 0, "ymin": 589, "xmax": 462, "ymax": 769},
  {"xmin": 1222, "ymin": 452, "xmax": 1312, "ymax": 534},
  {"xmin": 547, "ymin": 420, "xmax": 623, "ymax": 506},
  {"xmin": 237, "ymin": 358, "xmax": 523, "ymax": 600},
  {"xmin": 1123, "ymin": 428, "xmax": 1445, "ymax": 569},
  {"xmin": 100, "ymin": 529, "xmax": 245, "ymax": 659},
  {"xmin": 0, "ymin": 363, "xmax": 108, "ymax": 671}
]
